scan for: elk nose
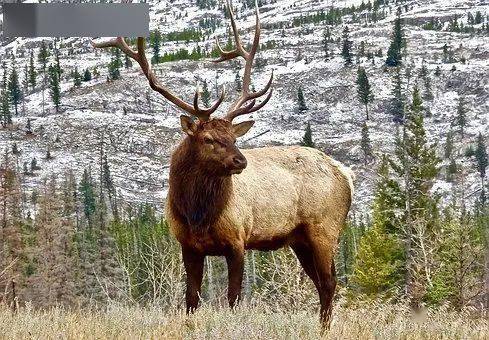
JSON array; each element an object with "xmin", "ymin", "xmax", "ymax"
[{"xmin": 232, "ymin": 156, "xmax": 247, "ymax": 168}]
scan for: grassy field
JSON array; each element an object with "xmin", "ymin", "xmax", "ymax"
[{"xmin": 0, "ymin": 301, "xmax": 487, "ymax": 340}]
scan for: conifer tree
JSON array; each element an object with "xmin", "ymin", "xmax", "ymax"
[
  {"xmin": 8, "ymin": 62, "xmax": 22, "ymax": 116},
  {"xmin": 201, "ymin": 80, "xmax": 211, "ymax": 107},
  {"xmin": 444, "ymin": 130, "xmax": 454, "ymax": 159},
  {"xmin": 386, "ymin": 7, "xmax": 405, "ymax": 66},
  {"xmin": 150, "ymin": 30, "xmax": 162, "ymax": 64},
  {"xmin": 356, "ymin": 67, "xmax": 374, "ymax": 120},
  {"xmin": 0, "ymin": 90, "xmax": 11, "ymax": 127},
  {"xmin": 108, "ymin": 48, "xmax": 122, "ymax": 81},
  {"xmin": 79, "ymin": 169, "xmax": 96, "ymax": 225},
  {"xmin": 48, "ymin": 65, "xmax": 61, "ymax": 113},
  {"xmin": 352, "ymin": 155, "xmax": 404, "ymax": 296},
  {"xmin": 454, "ymin": 96, "xmax": 468, "ymax": 138},
  {"xmin": 73, "ymin": 68, "xmax": 82, "ymax": 87},
  {"xmin": 124, "ymin": 54, "xmax": 133, "ymax": 69},
  {"xmin": 475, "ymin": 133, "xmax": 488, "ymax": 192},
  {"xmin": 38, "ymin": 41, "xmax": 50, "ymax": 115},
  {"xmin": 297, "ymin": 86, "xmax": 308, "ymax": 112},
  {"xmin": 390, "ymin": 66, "xmax": 405, "ymax": 123},
  {"xmin": 361, "ymin": 122, "xmax": 373, "ymax": 163},
  {"xmin": 83, "ymin": 69, "xmax": 92, "ymax": 82},
  {"xmin": 234, "ymin": 72, "xmax": 242, "ymax": 91},
  {"xmin": 390, "ymin": 86, "xmax": 440, "ymax": 303},
  {"xmin": 28, "ymin": 50, "xmax": 37, "ymax": 90},
  {"xmin": 300, "ymin": 122, "xmax": 314, "ymax": 147},
  {"xmin": 322, "ymin": 28, "xmax": 330, "ymax": 59},
  {"xmin": 341, "ymin": 26, "xmax": 353, "ymax": 66},
  {"xmin": 420, "ymin": 64, "xmax": 433, "ymax": 101}
]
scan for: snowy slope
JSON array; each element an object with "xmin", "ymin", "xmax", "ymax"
[{"xmin": 0, "ymin": 0, "xmax": 488, "ymax": 212}]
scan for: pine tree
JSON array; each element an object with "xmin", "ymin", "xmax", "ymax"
[
  {"xmin": 454, "ymin": 96, "xmax": 468, "ymax": 138},
  {"xmin": 300, "ymin": 122, "xmax": 314, "ymax": 147},
  {"xmin": 356, "ymin": 67, "xmax": 374, "ymax": 120},
  {"xmin": 386, "ymin": 7, "xmax": 405, "ymax": 66},
  {"xmin": 73, "ymin": 68, "xmax": 82, "ymax": 87},
  {"xmin": 322, "ymin": 28, "xmax": 330, "ymax": 59},
  {"xmin": 8, "ymin": 62, "xmax": 22, "ymax": 116},
  {"xmin": 361, "ymin": 122, "xmax": 373, "ymax": 163},
  {"xmin": 444, "ymin": 130, "xmax": 454, "ymax": 159},
  {"xmin": 37, "ymin": 41, "xmax": 50, "ymax": 74},
  {"xmin": 0, "ymin": 90, "xmax": 11, "ymax": 127},
  {"xmin": 107, "ymin": 48, "xmax": 123, "ymax": 81},
  {"xmin": 420, "ymin": 64, "xmax": 433, "ymax": 101},
  {"xmin": 48, "ymin": 65, "xmax": 61, "ymax": 113},
  {"xmin": 28, "ymin": 50, "xmax": 37, "ymax": 90},
  {"xmin": 79, "ymin": 169, "xmax": 96, "ymax": 225},
  {"xmin": 341, "ymin": 26, "xmax": 353, "ymax": 66},
  {"xmin": 150, "ymin": 30, "xmax": 162, "ymax": 64},
  {"xmin": 390, "ymin": 86, "xmax": 441, "ymax": 304},
  {"xmin": 297, "ymin": 86, "xmax": 308, "ymax": 112},
  {"xmin": 390, "ymin": 66, "xmax": 405, "ymax": 123},
  {"xmin": 124, "ymin": 54, "xmax": 132, "ymax": 69},
  {"xmin": 201, "ymin": 80, "xmax": 211, "ymax": 107},
  {"xmin": 83, "ymin": 69, "xmax": 92, "ymax": 82},
  {"xmin": 38, "ymin": 41, "xmax": 50, "ymax": 115},
  {"xmin": 352, "ymin": 155, "xmax": 404, "ymax": 297},
  {"xmin": 475, "ymin": 133, "xmax": 488, "ymax": 191},
  {"xmin": 234, "ymin": 72, "xmax": 242, "ymax": 91}
]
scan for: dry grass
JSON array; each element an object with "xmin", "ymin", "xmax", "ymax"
[{"xmin": 0, "ymin": 301, "xmax": 487, "ymax": 340}]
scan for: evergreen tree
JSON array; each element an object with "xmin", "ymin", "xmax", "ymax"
[
  {"xmin": 322, "ymin": 28, "xmax": 330, "ymax": 59},
  {"xmin": 297, "ymin": 86, "xmax": 308, "ymax": 112},
  {"xmin": 386, "ymin": 7, "xmax": 405, "ymax": 66},
  {"xmin": 475, "ymin": 133, "xmax": 488, "ymax": 190},
  {"xmin": 79, "ymin": 169, "xmax": 96, "ymax": 225},
  {"xmin": 390, "ymin": 66, "xmax": 405, "ymax": 123},
  {"xmin": 73, "ymin": 68, "xmax": 82, "ymax": 87},
  {"xmin": 108, "ymin": 48, "xmax": 122, "ymax": 81},
  {"xmin": 37, "ymin": 41, "xmax": 50, "ymax": 73},
  {"xmin": 300, "ymin": 122, "xmax": 314, "ymax": 147},
  {"xmin": 390, "ymin": 86, "xmax": 441, "ymax": 304},
  {"xmin": 444, "ymin": 130, "xmax": 454, "ymax": 159},
  {"xmin": 124, "ymin": 54, "xmax": 133, "ymax": 69},
  {"xmin": 420, "ymin": 64, "xmax": 433, "ymax": 101},
  {"xmin": 8, "ymin": 62, "xmax": 22, "ymax": 116},
  {"xmin": 1, "ymin": 90, "xmax": 12, "ymax": 127},
  {"xmin": 83, "ymin": 69, "xmax": 92, "ymax": 82},
  {"xmin": 352, "ymin": 155, "xmax": 404, "ymax": 296},
  {"xmin": 48, "ymin": 65, "xmax": 61, "ymax": 113},
  {"xmin": 28, "ymin": 50, "xmax": 37, "ymax": 90},
  {"xmin": 356, "ymin": 67, "xmax": 374, "ymax": 120},
  {"xmin": 150, "ymin": 30, "xmax": 162, "ymax": 64},
  {"xmin": 201, "ymin": 80, "xmax": 211, "ymax": 107},
  {"xmin": 454, "ymin": 96, "xmax": 468, "ymax": 138},
  {"xmin": 361, "ymin": 122, "xmax": 373, "ymax": 163},
  {"xmin": 234, "ymin": 72, "xmax": 242, "ymax": 91},
  {"xmin": 341, "ymin": 26, "xmax": 353, "ymax": 66}
]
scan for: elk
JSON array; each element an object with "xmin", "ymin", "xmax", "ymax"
[{"xmin": 93, "ymin": 1, "xmax": 354, "ymax": 329}]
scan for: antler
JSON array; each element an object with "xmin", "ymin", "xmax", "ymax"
[
  {"xmin": 91, "ymin": 37, "xmax": 224, "ymax": 121},
  {"xmin": 213, "ymin": 0, "xmax": 273, "ymax": 122}
]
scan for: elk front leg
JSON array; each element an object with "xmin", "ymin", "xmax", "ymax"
[
  {"xmin": 225, "ymin": 245, "xmax": 245, "ymax": 308},
  {"xmin": 182, "ymin": 247, "xmax": 204, "ymax": 314}
]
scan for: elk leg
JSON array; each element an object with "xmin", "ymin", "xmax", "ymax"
[
  {"xmin": 225, "ymin": 246, "xmax": 245, "ymax": 308},
  {"xmin": 309, "ymin": 239, "xmax": 336, "ymax": 330},
  {"xmin": 291, "ymin": 243, "xmax": 320, "ymax": 292},
  {"xmin": 182, "ymin": 247, "xmax": 205, "ymax": 314}
]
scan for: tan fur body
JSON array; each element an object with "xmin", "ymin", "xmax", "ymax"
[{"xmin": 166, "ymin": 145, "xmax": 353, "ymax": 255}]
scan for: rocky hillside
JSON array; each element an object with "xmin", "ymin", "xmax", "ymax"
[{"xmin": 0, "ymin": 0, "xmax": 488, "ymax": 213}]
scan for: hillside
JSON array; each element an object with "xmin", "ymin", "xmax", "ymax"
[{"xmin": 0, "ymin": 0, "xmax": 488, "ymax": 213}]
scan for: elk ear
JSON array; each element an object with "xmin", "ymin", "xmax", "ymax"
[
  {"xmin": 180, "ymin": 115, "xmax": 197, "ymax": 136},
  {"xmin": 232, "ymin": 120, "xmax": 255, "ymax": 137}
]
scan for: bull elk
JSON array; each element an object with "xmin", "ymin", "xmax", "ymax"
[{"xmin": 93, "ymin": 1, "xmax": 354, "ymax": 329}]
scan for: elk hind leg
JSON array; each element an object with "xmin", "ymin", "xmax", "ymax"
[{"xmin": 309, "ymin": 236, "xmax": 337, "ymax": 330}]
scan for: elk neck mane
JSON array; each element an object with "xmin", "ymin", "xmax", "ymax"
[{"xmin": 168, "ymin": 137, "xmax": 232, "ymax": 232}]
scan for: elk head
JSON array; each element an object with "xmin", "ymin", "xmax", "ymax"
[{"xmin": 92, "ymin": 0, "xmax": 272, "ymax": 176}]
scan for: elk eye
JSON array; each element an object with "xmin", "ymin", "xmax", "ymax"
[{"xmin": 204, "ymin": 137, "xmax": 213, "ymax": 144}]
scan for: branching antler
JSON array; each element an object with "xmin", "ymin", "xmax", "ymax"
[
  {"xmin": 91, "ymin": 37, "xmax": 224, "ymax": 121},
  {"xmin": 213, "ymin": 0, "xmax": 273, "ymax": 122}
]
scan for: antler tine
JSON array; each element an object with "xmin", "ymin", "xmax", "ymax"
[
  {"xmin": 92, "ymin": 37, "xmax": 223, "ymax": 121},
  {"xmin": 212, "ymin": 0, "xmax": 273, "ymax": 122}
]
